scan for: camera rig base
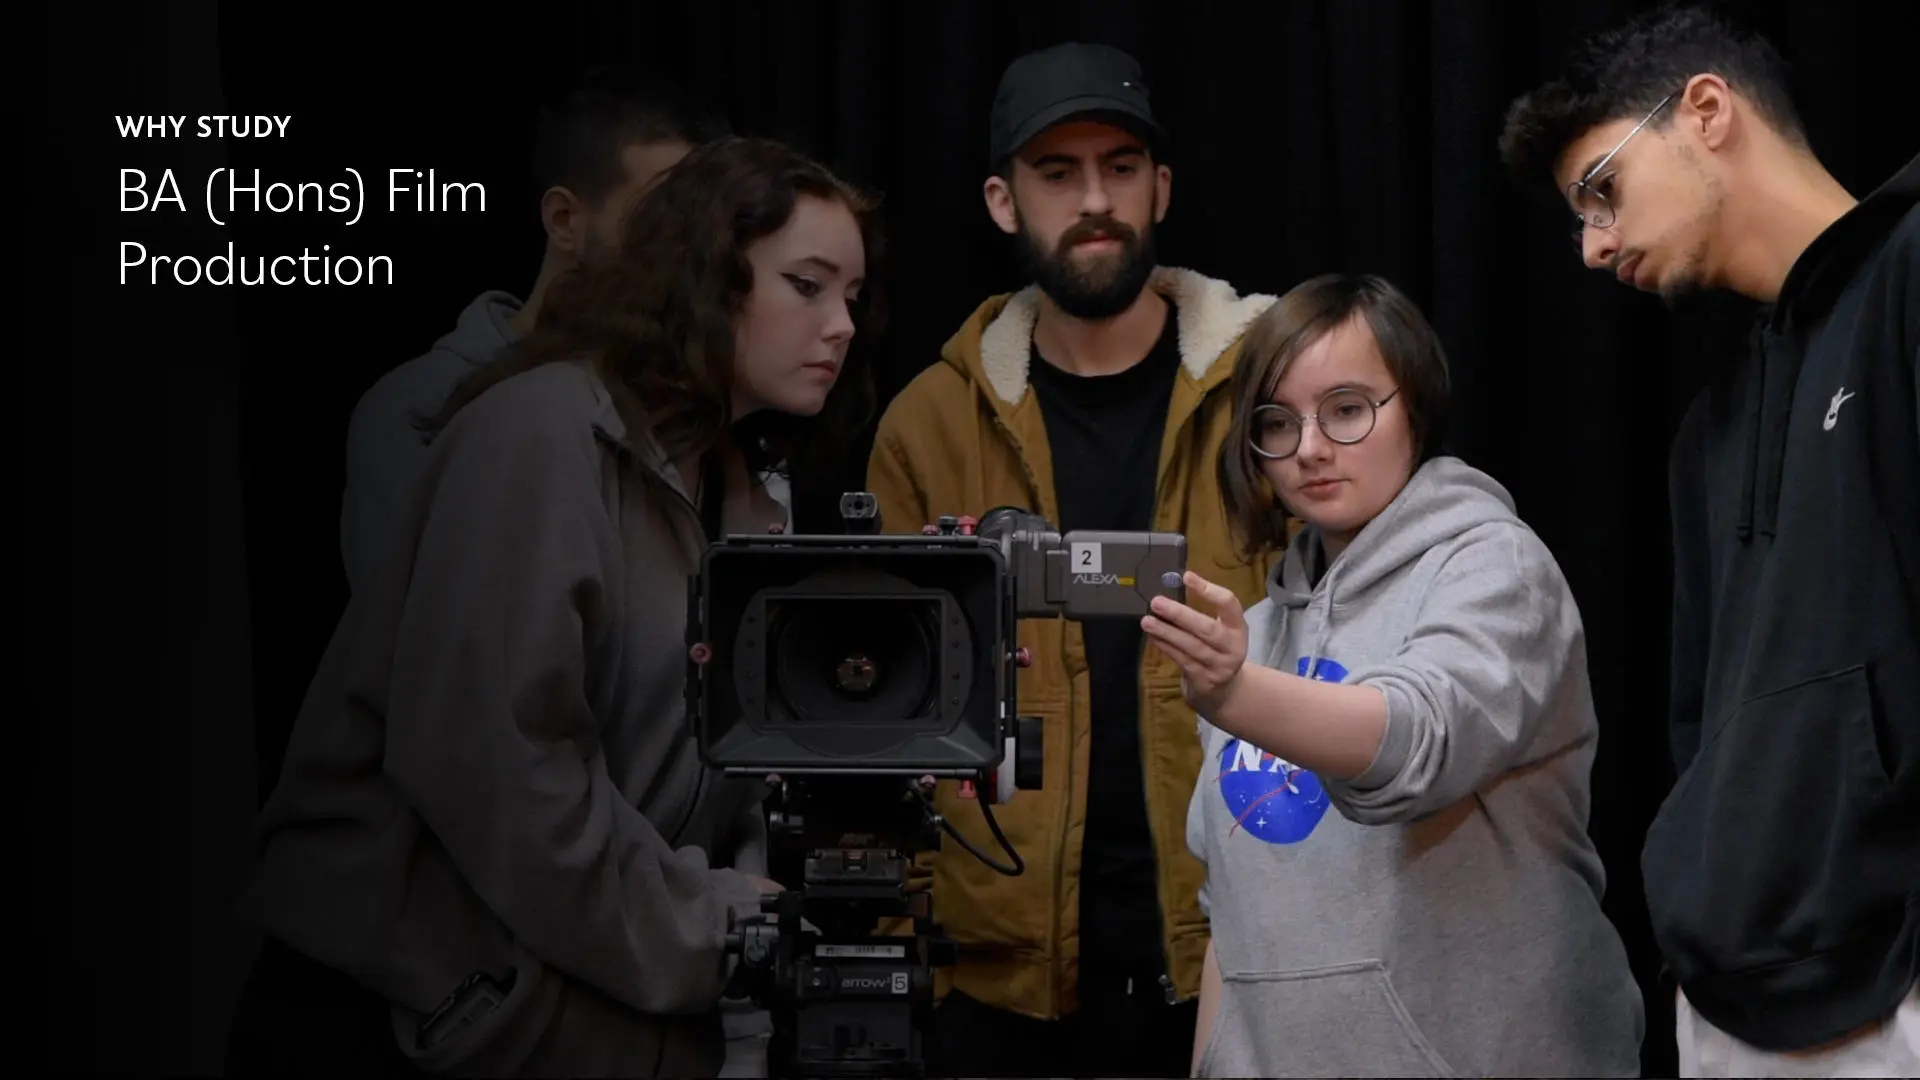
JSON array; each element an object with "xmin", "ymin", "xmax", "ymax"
[{"xmin": 727, "ymin": 774, "xmax": 956, "ymax": 1079}]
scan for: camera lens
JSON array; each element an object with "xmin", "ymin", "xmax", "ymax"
[
  {"xmin": 835, "ymin": 654, "xmax": 879, "ymax": 694},
  {"xmin": 770, "ymin": 596, "xmax": 940, "ymax": 725}
]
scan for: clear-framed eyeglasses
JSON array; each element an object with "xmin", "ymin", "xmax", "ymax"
[
  {"xmin": 1249, "ymin": 387, "xmax": 1401, "ymax": 460},
  {"xmin": 1568, "ymin": 89, "xmax": 1678, "ymax": 251}
]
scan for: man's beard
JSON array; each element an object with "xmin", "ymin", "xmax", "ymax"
[
  {"xmin": 1656, "ymin": 150, "xmax": 1722, "ymax": 310},
  {"xmin": 1654, "ymin": 229, "xmax": 1719, "ymax": 310},
  {"xmin": 1014, "ymin": 204, "xmax": 1159, "ymax": 321}
]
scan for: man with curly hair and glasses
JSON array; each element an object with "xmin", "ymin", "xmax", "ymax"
[{"xmin": 1501, "ymin": 5, "xmax": 1918, "ymax": 1076}]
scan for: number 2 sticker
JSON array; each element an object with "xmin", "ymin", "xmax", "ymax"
[{"xmin": 1070, "ymin": 542, "xmax": 1102, "ymax": 573}]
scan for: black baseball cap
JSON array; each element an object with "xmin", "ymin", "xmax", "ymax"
[{"xmin": 988, "ymin": 43, "xmax": 1163, "ymax": 168}]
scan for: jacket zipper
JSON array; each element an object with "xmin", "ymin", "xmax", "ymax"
[
  {"xmin": 660, "ymin": 471, "xmax": 710, "ymax": 847},
  {"xmin": 1134, "ymin": 632, "xmax": 1181, "ymax": 1005},
  {"xmin": 1135, "ymin": 383, "xmax": 1219, "ymax": 1006},
  {"xmin": 985, "ymin": 407, "xmax": 1076, "ymax": 1014},
  {"xmin": 599, "ymin": 425, "xmax": 725, "ymax": 849}
]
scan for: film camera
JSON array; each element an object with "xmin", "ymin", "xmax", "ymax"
[{"xmin": 683, "ymin": 492, "xmax": 1188, "ymax": 1078}]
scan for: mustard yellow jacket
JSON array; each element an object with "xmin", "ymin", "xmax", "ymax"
[{"xmin": 866, "ymin": 267, "xmax": 1282, "ymax": 1019}]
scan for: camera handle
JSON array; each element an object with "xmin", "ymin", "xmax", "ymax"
[{"xmin": 992, "ymin": 715, "xmax": 1046, "ymax": 804}]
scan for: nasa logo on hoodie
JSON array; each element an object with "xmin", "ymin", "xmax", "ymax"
[{"xmin": 1217, "ymin": 656, "xmax": 1347, "ymax": 844}]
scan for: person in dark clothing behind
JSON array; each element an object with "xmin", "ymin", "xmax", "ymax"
[
  {"xmin": 864, "ymin": 42, "xmax": 1282, "ymax": 1079},
  {"xmin": 1500, "ymin": 5, "xmax": 1918, "ymax": 1075},
  {"xmin": 224, "ymin": 136, "xmax": 886, "ymax": 1078},
  {"xmin": 340, "ymin": 68, "xmax": 735, "ymax": 594}
]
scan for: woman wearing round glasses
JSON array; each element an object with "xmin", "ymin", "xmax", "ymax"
[{"xmin": 1143, "ymin": 273, "xmax": 1644, "ymax": 1077}]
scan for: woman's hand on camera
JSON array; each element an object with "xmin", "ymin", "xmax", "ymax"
[{"xmin": 1141, "ymin": 571, "xmax": 1250, "ymax": 718}]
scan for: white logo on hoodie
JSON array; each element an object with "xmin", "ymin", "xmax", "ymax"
[{"xmin": 1824, "ymin": 386, "xmax": 1856, "ymax": 431}]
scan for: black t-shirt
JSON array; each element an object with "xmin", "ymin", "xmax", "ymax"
[{"xmin": 1026, "ymin": 308, "xmax": 1181, "ymax": 978}]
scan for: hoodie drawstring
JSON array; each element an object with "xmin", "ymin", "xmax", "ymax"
[
  {"xmin": 1753, "ymin": 326, "xmax": 1799, "ymax": 540},
  {"xmin": 1740, "ymin": 315, "xmax": 1802, "ymax": 543},
  {"xmin": 1736, "ymin": 320, "xmax": 1762, "ymax": 543},
  {"xmin": 1308, "ymin": 557, "xmax": 1340, "ymax": 671}
]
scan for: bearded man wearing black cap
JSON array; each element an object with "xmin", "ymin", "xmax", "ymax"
[{"xmin": 865, "ymin": 42, "xmax": 1284, "ymax": 1078}]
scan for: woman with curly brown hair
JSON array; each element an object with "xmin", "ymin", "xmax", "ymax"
[{"xmin": 227, "ymin": 136, "xmax": 885, "ymax": 1078}]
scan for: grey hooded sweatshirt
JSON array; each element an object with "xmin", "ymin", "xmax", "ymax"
[
  {"xmin": 243, "ymin": 360, "xmax": 781, "ymax": 1076},
  {"xmin": 1185, "ymin": 455, "xmax": 1645, "ymax": 1078}
]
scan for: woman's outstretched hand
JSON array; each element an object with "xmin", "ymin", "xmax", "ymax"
[{"xmin": 1141, "ymin": 571, "xmax": 1250, "ymax": 718}]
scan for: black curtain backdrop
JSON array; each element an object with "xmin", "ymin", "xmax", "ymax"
[{"xmin": 61, "ymin": 0, "xmax": 1914, "ymax": 1074}]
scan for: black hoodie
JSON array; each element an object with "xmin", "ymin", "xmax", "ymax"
[{"xmin": 1643, "ymin": 151, "xmax": 1920, "ymax": 1052}]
